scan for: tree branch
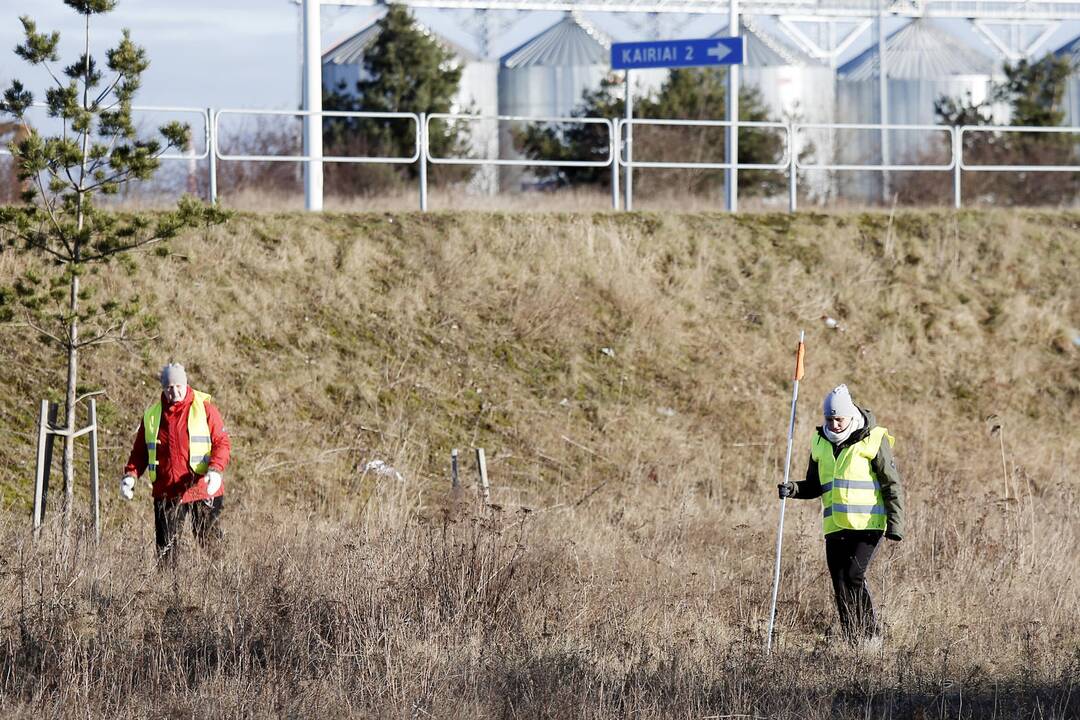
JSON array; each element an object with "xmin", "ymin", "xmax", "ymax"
[
  {"xmin": 0, "ymin": 218, "xmax": 71, "ymax": 263},
  {"xmin": 29, "ymin": 170, "xmax": 71, "ymax": 255},
  {"xmin": 92, "ymin": 73, "xmax": 122, "ymax": 107},
  {"xmin": 21, "ymin": 312, "xmax": 66, "ymax": 347},
  {"xmin": 77, "ymin": 321, "xmax": 126, "ymax": 349},
  {"xmin": 82, "ymin": 137, "xmax": 184, "ymax": 194},
  {"xmin": 39, "ymin": 60, "xmax": 68, "ymax": 93},
  {"xmin": 81, "ymin": 232, "xmax": 168, "ymax": 262}
]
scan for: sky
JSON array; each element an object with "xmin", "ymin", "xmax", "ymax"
[{"xmin": 2, "ymin": 0, "xmax": 1079, "ymax": 113}]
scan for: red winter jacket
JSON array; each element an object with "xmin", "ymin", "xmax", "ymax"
[{"xmin": 125, "ymin": 386, "xmax": 231, "ymax": 503}]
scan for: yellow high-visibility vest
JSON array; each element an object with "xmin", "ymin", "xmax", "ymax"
[
  {"xmin": 811, "ymin": 426, "xmax": 893, "ymax": 534},
  {"xmin": 143, "ymin": 390, "xmax": 213, "ymax": 483}
]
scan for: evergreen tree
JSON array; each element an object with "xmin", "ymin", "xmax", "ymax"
[
  {"xmin": 323, "ymin": 3, "xmax": 471, "ymax": 186},
  {"xmin": 516, "ymin": 68, "xmax": 789, "ymax": 197},
  {"xmin": 0, "ymin": 0, "xmax": 227, "ymax": 522},
  {"xmin": 931, "ymin": 54, "xmax": 1077, "ymax": 205}
]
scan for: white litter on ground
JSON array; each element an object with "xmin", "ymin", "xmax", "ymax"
[{"xmin": 363, "ymin": 459, "xmax": 404, "ymax": 481}]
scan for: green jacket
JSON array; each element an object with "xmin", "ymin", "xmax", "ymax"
[{"xmin": 789, "ymin": 407, "xmax": 906, "ymax": 540}]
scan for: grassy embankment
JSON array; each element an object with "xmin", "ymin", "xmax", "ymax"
[{"xmin": 0, "ymin": 210, "xmax": 1078, "ymax": 718}]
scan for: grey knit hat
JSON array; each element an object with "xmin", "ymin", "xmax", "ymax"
[
  {"xmin": 160, "ymin": 362, "xmax": 188, "ymax": 388},
  {"xmin": 823, "ymin": 384, "xmax": 858, "ymax": 418}
]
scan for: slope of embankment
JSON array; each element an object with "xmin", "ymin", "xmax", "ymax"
[{"xmin": 0, "ymin": 210, "xmax": 1077, "ymax": 718}]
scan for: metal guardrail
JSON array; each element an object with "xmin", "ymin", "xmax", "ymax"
[
  {"xmin": 7, "ymin": 107, "xmax": 1080, "ymax": 211},
  {"xmin": 794, "ymin": 123, "xmax": 956, "ymax": 172},
  {"xmin": 214, "ymin": 108, "xmax": 421, "ymax": 163},
  {"xmin": 615, "ymin": 118, "xmax": 790, "ymax": 170},
  {"xmin": 958, "ymin": 124, "xmax": 1080, "ymax": 172},
  {"xmin": 426, "ymin": 113, "xmax": 614, "ymax": 167}
]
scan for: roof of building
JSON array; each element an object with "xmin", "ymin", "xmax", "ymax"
[
  {"xmin": 719, "ymin": 18, "xmax": 821, "ymax": 68},
  {"xmin": 839, "ymin": 19, "xmax": 996, "ymax": 80},
  {"xmin": 501, "ymin": 13, "xmax": 610, "ymax": 68},
  {"xmin": 1054, "ymin": 33, "xmax": 1080, "ymax": 63},
  {"xmin": 323, "ymin": 17, "xmax": 477, "ymax": 66}
]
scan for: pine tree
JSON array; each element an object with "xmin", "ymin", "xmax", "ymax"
[
  {"xmin": 931, "ymin": 54, "xmax": 1078, "ymax": 205},
  {"xmin": 0, "ymin": 0, "xmax": 228, "ymax": 523},
  {"xmin": 516, "ymin": 68, "xmax": 788, "ymax": 197},
  {"xmin": 323, "ymin": 3, "xmax": 471, "ymax": 186}
]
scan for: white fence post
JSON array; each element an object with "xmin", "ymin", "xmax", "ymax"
[
  {"xmin": 789, "ymin": 122, "xmax": 798, "ymax": 213},
  {"xmin": 419, "ymin": 112, "xmax": 428, "ymax": 212},
  {"xmin": 611, "ymin": 120, "xmax": 620, "ymax": 210},
  {"xmin": 207, "ymin": 107, "xmax": 217, "ymax": 205},
  {"xmin": 953, "ymin": 125, "xmax": 962, "ymax": 209},
  {"xmin": 302, "ymin": 0, "xmax": 323, "ymax": 212},
  {"xmin": 624, "ymin": 71, "xmax": 633, "ymax": 212},
  {"xmin": 726, "ymin": 0, "xmax": 740, "ymax": 213}
]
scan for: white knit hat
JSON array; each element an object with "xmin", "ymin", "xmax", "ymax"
[
  {"xmin": 160, "ymin": 362, "xmax": 187, "ymax": 388},
  {"xmin": 823, "ymin": 384, "xmax": 858, "ymax": 418}
]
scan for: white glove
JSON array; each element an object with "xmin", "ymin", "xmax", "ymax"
[
  {"xmin": 205, "ymin": 470, "xmax": 222, "ymax": 495},
  {"xmin": 120, "ymin": 474, "xmax": 135, "ymax": 501}
]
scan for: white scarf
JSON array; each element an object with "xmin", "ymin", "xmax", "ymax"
[{"xmin": 823, "ymin": 411, "xmax": 865, "ymax": 445}]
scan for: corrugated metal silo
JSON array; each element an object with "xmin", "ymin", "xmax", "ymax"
[
  {"xmin": 322, "ymin": 17, "xmax": 500, "ymax": 193},
  {"xmin": 836, "ymin": 19, "xmax": 1002, "ymax": 181},
  {"xmin": 498, "ymin": 12, "xmax": 611, "ymax": 188},
  {"xmin": 732, "ymin": 18, "xmax": 837, "ymax": 198}
]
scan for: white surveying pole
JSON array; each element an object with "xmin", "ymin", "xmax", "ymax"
[
  {"xmin": 725, "ymin": 0, "xmax": 739, "ymax": 213},
  {"xmin": 303, "ymin": 0, "xmax": 324, "ymax": 211},
  {"xmin": 766, "ymin": 330, "xmax": 805, "ymax": 655}
]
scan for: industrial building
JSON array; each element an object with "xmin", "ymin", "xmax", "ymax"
[{"xmin": 317, "ymin": 5, "xmax": 1080, "ymax": 204}]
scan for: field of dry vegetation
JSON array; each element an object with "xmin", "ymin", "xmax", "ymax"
[{"xmin": 0, "ymin": 209, "xmax": 1078, "ymax": 718}]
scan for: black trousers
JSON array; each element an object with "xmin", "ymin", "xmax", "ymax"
[
  {"xmin": 153, "ymin": 496, "xmax": 224, "ymax": 563},
  {"xmin": 825, "ymin": 529, "xmax": 882, "ymax": 641}
]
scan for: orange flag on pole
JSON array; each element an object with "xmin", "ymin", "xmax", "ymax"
[{"xmin": 794, "ymin": 340, "xmax": 805, "ymax": 380}]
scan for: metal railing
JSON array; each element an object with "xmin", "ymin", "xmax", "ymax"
[
  {"xmin": 214, "ymin": 108, "xmax": 421, "ymax": 163},
  {"xmin": 7, "ymin": 107, "xmax": 1080, "ymax": 211},
  {"xmin": 424, "ymin": 113, "xmax": 615, "ymax": 209},
  {"xmin": 615, "ymin": 118, "xmax": 790, "ymax": 171}
]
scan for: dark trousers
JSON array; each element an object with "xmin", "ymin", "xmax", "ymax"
[
  {"xmin": 153, "ymin": 496, "xmax": 224, "ymax": 563},
  {"xmin": 825, "ymin": 529, "xmax": 882, "ymax": 641}
]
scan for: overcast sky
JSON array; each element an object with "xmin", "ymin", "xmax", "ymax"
[{"xmin": 2, "ymin": 1, "xmax": 1078, "ymax": 113}]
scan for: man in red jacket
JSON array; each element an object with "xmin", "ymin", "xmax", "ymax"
[{"xmin": 121, "ymin": 363, "xmax": 231, "ymax": 562}]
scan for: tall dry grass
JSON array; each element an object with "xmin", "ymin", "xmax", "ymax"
[{"xmin": 0, "ymin": 209, "xmax": 1077, "ymax": 717}]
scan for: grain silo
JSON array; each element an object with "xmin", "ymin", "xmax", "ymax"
[
  {"xmin": 1054, "ymin": 34, "xmax": 1080, "ymax": 126},
  {"xmin": 498, "ymin": 12, "xmax": 611, "ymax": 188},
  {"xmin": 322, "ymin": 15, "xmax": 500, "ymax": 192},
  {"xmin": 734, "ymin": 18, "xmax": 837, "ymax": 198},
  {"xmin": 836, "ymin": 19, "xmax": 1002, "ymax": 197}
]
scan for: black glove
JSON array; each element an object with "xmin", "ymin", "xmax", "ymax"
[
  {"xmin": 777, "ymin": 482, "xmax": 794, "ymax": 499},
  {"xmin": 885, "ymin": 531, "xmax": 902, "ymax": 542}
]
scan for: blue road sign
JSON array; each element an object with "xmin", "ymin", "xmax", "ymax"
[{"xmin": 611, "ymin": 37, "xmax": 745, "ymax": 71}]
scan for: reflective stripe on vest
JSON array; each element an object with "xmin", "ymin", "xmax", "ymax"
[
  {"xmin": 811, "ymin": 426, "xmax": 894, "ymax": 535},
  {"xmin": 143, "ymin": 390, "xmax": 213, "ymax": 484}
]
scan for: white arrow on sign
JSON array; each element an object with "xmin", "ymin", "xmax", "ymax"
[{"xmin": 707, "ymin": 42, "xmax": 732, "ymax": 63}]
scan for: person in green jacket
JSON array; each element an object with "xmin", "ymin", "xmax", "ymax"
[{"xmin": 778, "ymin": 384, "xmax": 905, "ymax": 643}]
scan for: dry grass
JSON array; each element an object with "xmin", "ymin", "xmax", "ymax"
[{"xmin": 0, "ymin": 209, "xmax": 1077, "ymax": 717}]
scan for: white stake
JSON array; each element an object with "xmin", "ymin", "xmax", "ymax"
[{"xmin": 476, "ymin": 448, "xmax": 490, "ymax": 505}]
